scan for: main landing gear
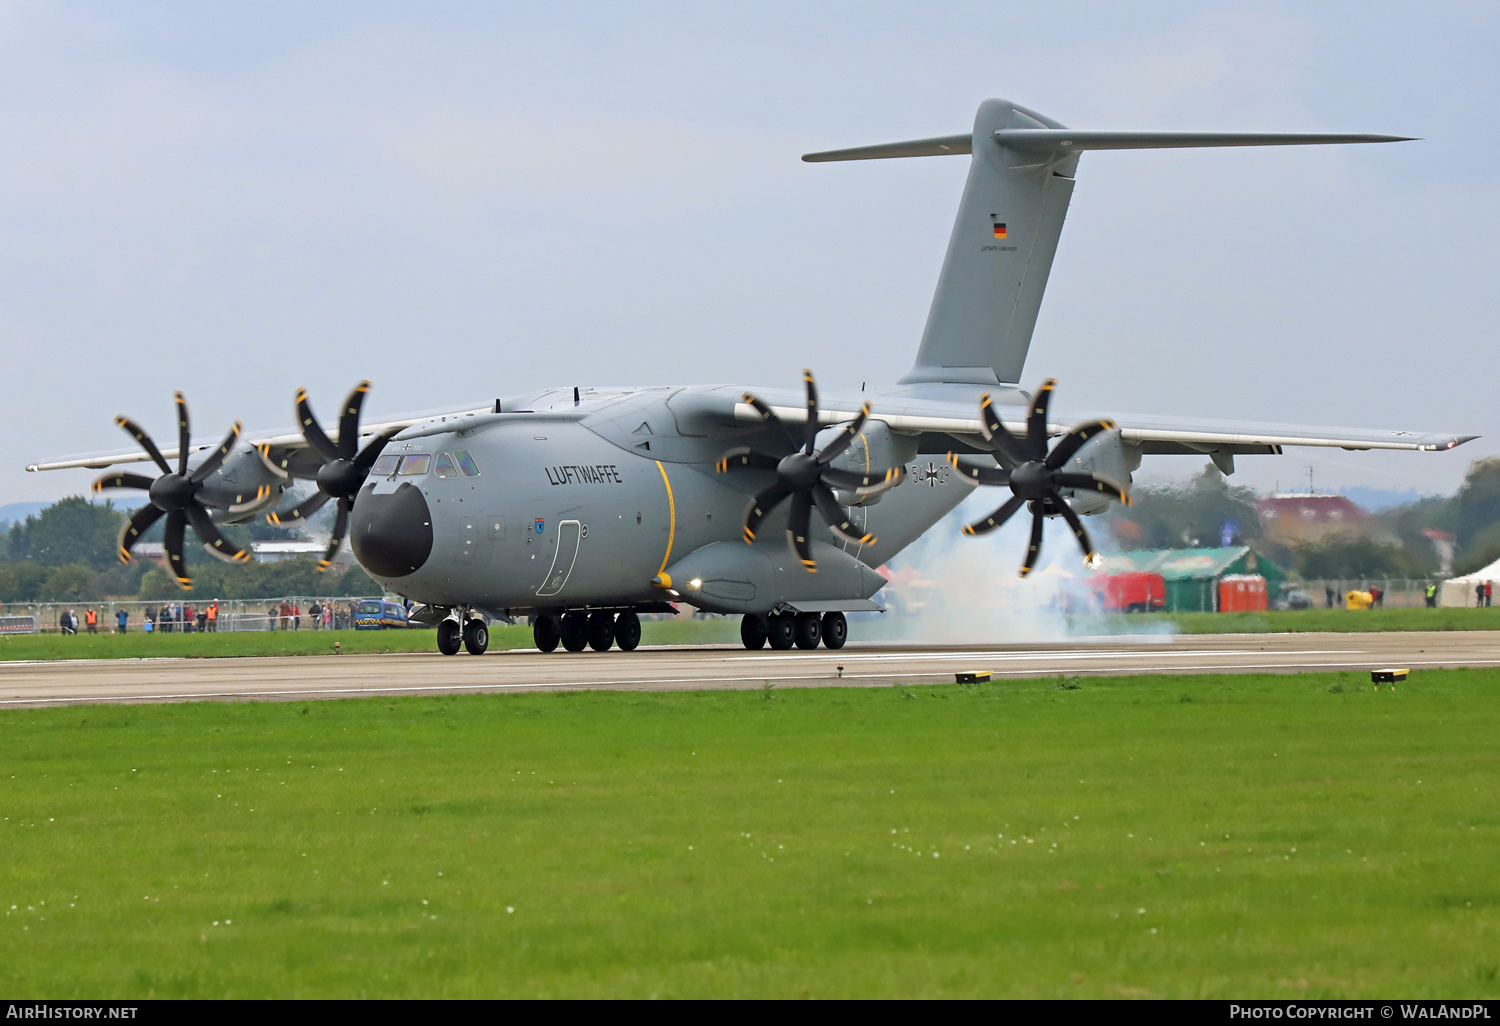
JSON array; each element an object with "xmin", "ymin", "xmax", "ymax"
[
  {"xmin": 740, "ymin": 611, "xmax": 847, "ymax": 651},
  {"xmin": 532, "ymin": 610, "xmax": 641, "ymax": 653}
]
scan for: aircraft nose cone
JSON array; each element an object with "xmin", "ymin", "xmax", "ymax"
[{"xmin": 350, "ymin": 482, "xmax": 433, "ymax": 578}]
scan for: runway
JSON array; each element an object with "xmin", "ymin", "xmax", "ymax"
[{"xmin": 1, "ymin": 630, "xmax": 1497, "ymax": 709}]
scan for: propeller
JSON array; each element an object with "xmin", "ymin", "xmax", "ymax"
[
  {"xmin": 92, "ymin": 392, "xmax": 250, "ymax": 590},
  {"xmin": 946, "ymin": 378, "xmax": 1131, "ymax": 578},
  {"xmin": 716, "ymin": 369, "xmax": 906, "ymax": 572},
  {"xmin": 269, "ymin": 381, "xmax": 401, "ymax": 571}
]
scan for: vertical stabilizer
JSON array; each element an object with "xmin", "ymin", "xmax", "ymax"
[
  {"xmin": 902, "ymin": 99, "xmax": 1075, "ymax": 386},
  {"xmin": 802, "ymin": 100, "xmax": 1410, "ymax": 387}
]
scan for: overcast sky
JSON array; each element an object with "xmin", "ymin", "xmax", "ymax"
[{"xmin": 3, "ymin": 0, "xmax": 1496, "ymax": 505}]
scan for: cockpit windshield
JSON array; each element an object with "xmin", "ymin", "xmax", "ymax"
[
  {"xmin": 397, "ymin": 454, "xmax": 431, "ymax": 476},
  {"xmin": 370, "ymin": 454, "xmax": 400, "ymax": 477},
  {"xmin": 433, "ymin": 452, "xmax": 460, "ymax": 478}
]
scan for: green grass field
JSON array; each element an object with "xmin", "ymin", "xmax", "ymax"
[
  {"xmin": 3, "ymin": 670, "xmax": 1496, "ymax": 998},
  {"xmin": 4, "ymin": 607, "xmax": 1497, "ymax": 663},
  {"xmin": 0, "ymin": 620, "xmax": 741, "ymax": 661}
]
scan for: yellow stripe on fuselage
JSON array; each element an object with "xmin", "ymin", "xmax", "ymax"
[{"xmin": 655, "ymin": 460, "xmax": 676, "ymax": 576}]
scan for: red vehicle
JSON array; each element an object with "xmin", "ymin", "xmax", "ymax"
[{"xmin": 1091, "ymin": 572, "xmax": 1166, "ymax": 613}]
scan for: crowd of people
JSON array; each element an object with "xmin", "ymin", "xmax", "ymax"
[{"xmin": 50, "ymin": 599, "xmax": 364, "ymax": 634}]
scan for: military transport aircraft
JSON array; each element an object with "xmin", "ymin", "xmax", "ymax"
[{"xmin": 28, "ymin": 99, "xmax": 1476, "ymax": 656}]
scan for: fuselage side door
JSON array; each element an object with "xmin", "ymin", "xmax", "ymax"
[{"xmin": 536, "ymin": 519, "xmax": 582, "ymax": 597}]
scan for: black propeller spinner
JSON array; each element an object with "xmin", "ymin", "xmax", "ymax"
[
  {"xmin": 268, "ymin": 381, "xmax": 400, "ymax": 570},
  {"xmin": 92, "ymin": 392, "xmax": 250, "ymax": 590},
  {"xmin": 716, "ymin": 369, "xmax": 906, "ymax": 572},
  {"xmin": 947, "ymin": 378, "xmax": 1131, "ymax": 578}
]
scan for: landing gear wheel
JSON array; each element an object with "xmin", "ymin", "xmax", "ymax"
[
  {"xmin": 766, "ymin": 613, "xmax": 795, "ymax": 651},
  {"xmin": 793, "ymin": 612, "xmax": 822, "ymax": 650},
  {"xmin": 821, "ymin": 611, "xmax": 847, "ymax": 650},
  {"xmin": 533, "ymin": 614, "xmax": 560, "ymax": 653},
  {"xmin": 614, "ymin": 611, "xmax": 641, "ymax": 652},
  {"xmin": 463, "ymin": 618, "xmax": 489, "ymax": 656},
  {"xmin": 436, "ymin": 618, "xmax": 461, "ymax": 656},
  {"xmin": 587, "ymin": 611, "xmax": 616, "ymax": 652},
  {"xmin": 559, "ymin": 612, "xmax": 588, "ymax": 652},
  {"xmin": 740, "ymin": 614, "xmax": 767, "ymax": 650}
]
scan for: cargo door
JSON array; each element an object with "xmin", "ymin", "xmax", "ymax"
[{"xmin": 536, "ymin": 519, "xmax": 582, "ymax": 597}]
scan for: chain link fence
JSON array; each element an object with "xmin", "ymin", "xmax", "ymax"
[{"xmin": 0, "ymin": 597, "xmax": 385, "ymax": 634}]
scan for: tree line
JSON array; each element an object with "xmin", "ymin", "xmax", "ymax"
[
  {"xmin": 1102, "ymin": 458, "xmax": 1500, "ymax": 580},
  {"xmin": 0, "ymin": 497, "xmax": 378, "ymax": 601}
]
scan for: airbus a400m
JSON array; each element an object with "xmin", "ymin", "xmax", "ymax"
[{"xmin": 30, "ymin": 99, "xmax": 1476, "ymax": 656}]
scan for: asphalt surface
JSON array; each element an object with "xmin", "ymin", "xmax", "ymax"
[{"xmin": 1, "ymin": 630, "xmax": 1497, "ymax": 709}]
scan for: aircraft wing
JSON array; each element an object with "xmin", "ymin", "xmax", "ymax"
[{"xmin": 730, "ymin": 394, "xmax": 1477, "ymax": 455}]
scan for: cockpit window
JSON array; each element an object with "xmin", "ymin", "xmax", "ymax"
[
  {"xmin": 370, "ymin": 454, "xmax": 401, "ymax": 477},
  {"xmin": 433, "ymin": 452, "xmax": 460, "ymax": 479},
  {"xmin": 398, "ymin": 453, "xmax": 432, "ymax": 476},
  {"xmin": 454, "ymin": 450, "xmax": 480, "ymax": 477}
]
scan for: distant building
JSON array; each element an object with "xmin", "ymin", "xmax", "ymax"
[
  {"xmin": 1098, "ymin": 546, "xmax": 1284, "ymax": 612},
  {"xmin": 1255, "ymin": 493, "xmax": 1393, "ymax": 547}
]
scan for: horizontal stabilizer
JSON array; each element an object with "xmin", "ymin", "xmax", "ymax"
[{"xmin": 804, "ymin": 130, "xmax": 1412, "ymax": 162}]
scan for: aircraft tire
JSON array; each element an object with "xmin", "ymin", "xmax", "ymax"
[
  {"xmin": 740, "ymin": 614, "xmax": 767, "ymax": 650},
  {"xmin": 463, "ymin": 619, "xmax": 489, "ymax": 656},
  {"xmin": 766, "ymin": 613, "xmax": 795, "ymax": 651},
  {"xmin": 587, "ymin": 611, "xmax": 616, "ymax": 652},
  {"xmin": 821, "ymin": 611, "xmax": 847, "ymax": 650},
  {"xmin": 436, "ymin": 618, "xmax": 462, "ymax": 656},
  {"xmin": 793, "ymin": 612, "xmax": 822, "ymax": 650},
  {"xmin": 614, "ymin": 611, "xmax": 641, "ymax": 652},
  {"xmin": 560, "ymin": 612, "xmax": 589, "ymax": 652},
  {"xmin": 533, "ymin": 614, "xmax": 561, "ymax": 653}
]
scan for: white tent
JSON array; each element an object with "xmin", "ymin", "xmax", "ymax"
[{"xmin": 1440, "ymin": 557, "xmax": 1500, "ymax": 608}]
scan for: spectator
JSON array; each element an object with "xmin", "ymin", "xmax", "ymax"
[
  {"xmin": 1370, "ymin": 586, "xmax": 1384, "ymax": 609},
  {"xmin": 280, "ymin": 601, "xmax": 292, "ymax": 631},
  {"xmin": 309, "ymin": 601, "xmax": 322, "ymax": 630},
  {"xmin": 116, "ymin": 608, "xmax": 128, "ymax": 633},
  {"xmin": 322, "ymin": 603, "xmax": 332, "ymax": 630},
  {"xmin": 196, "ymin": 607, "xmax": 208, "ymax": 633},
  {"xmin": 144, "ymin": 605, "xmax": 156, "ymax": 631},
  {"xmin": 1478, "ymin": 582, "xmax": 1486, "ymax": 608},
  {"xmin": 293, "ymin": 602, "xmax": 302, "ymax": 630},
  {"xmin": 1487, "ymin": 581, "xmax": 1494, "ymax": 608},
  {"xmin": 59, "ymin": 609, "xmax": 73, "ymax": 635},
  {"xmin": 1325, "ymin": 586, "xmax": 1335, "ymax": 609},
  {"xmin": 206, "ymin": 601, "xmax": 219, "ymax": 632},
  {"xmin": 184, "ymin": 604, "xmax": 197, "ymax": 634},
  {"xmin": 267, "ymin": 603, "xmax": 279, "ymax": 631},
  {"xmin": 143, "ymin": 616, "xmax": 154, "ymax": 634}
]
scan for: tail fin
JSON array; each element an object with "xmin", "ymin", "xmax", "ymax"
[{"xmin": 804, "ymin": 99, "xmax": 1412, "ymax": 387}]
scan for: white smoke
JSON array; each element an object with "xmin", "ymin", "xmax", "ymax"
[{"xmin": 864, "ymin": 488, "xmax": 1177, "ymax": 644}]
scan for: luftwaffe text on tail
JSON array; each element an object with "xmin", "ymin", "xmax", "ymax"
[{"xmin": 28, "ymin": 99, "xmax": 1478, "ymax": 655}]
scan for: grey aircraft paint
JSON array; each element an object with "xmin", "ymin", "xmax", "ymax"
[{"xmin": 32, "ymin": 99, "xmax": 1476, "ymax": 651}]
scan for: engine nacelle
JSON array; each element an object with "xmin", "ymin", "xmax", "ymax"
[
  {"xmin": 822, "ymin": 420, "xmax": 919, "ymax": 507},
  {"xmin": 195, "ymin": 445, "xmax": 287, "ymax": 523},
  {"xmin": 1057, "ymin": 427, "xmax": 1138, "ymax": 516}
]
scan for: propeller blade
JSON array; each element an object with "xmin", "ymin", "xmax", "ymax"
[
  {"xmin": 1053, "ymin": 495, "xmax": 1099, "ymax": 568},
  {"xmin": 801, "ymin": 369, "xmax": 820, "ymax": 454},
  {"xmin": 715, "ymin": 447, "xmax": 780, "ymax": 474},
  {"xmin": 946, "ymin": 453, "xmax": 1011, "ymax": 487},
  {"xmin": 812, "ymin": 484, "xmax": 875, "ymax": 546},
  {"xmin": 819, "ymin": 464, "xmax": 906, "ymax": 497},
  {"xmin": 787, "ymin": 489, "xmax": 816, "ymax": 571},
  {"xmin": 189, "ymin": 421, "xmax": 243, "ymax": 484},
  {"xmin": 113, "ymin": 416, "xmax": 172, "ymax": 476},
  {"xmin": 185, "ymin": 504, "xmax": 250, "ymax": 564},
  {"xmin": 163, "ymin": 510, "xmax": 192, "ymax": 589},
  {"xmin": 978, "ymin": 394, "xmax": 1030, "ymax": 468},
  {"xmin": 1044, "ymin": 419, "xmax": 1118, "ymax": 470},
  {"xmin": 1020, "ymin": 511, "xmax": 1046, "ymax": 578},
  {"xmin": 1025, "ymin": 378, "xmax": 1055, "ymax": 460},
  {"xmin": 92, "ymin": 472, "xmax": 155, "ymax": 495},
  {"xmin": 117, "ymin": 504, "xmax": 165, "ymax": 563},
  {"xmin": 255, "ymin": 443, "xmax": 291, "ymax": 480},
  {"xmin": 319, "ymin": 499, "xmax": 350, "ymax": 572},
  {"xmin": 743, "ymin": 482, "xmax": 792, "ymax": 544},
  {"xmin": 353, "ymin": 426, "xmax": 403, "ymax": 474},
  {"xmin": 961, "ymin": 494, "xmax": 1025, "ymax": 536},
  {"xmin": 267, "ymin": 491, "xmax": 330, "ymax": 526},
  {"xmin": 814, "ymin": 402, "xmax": 871, "ymax": 465},
  {"xmin": 174, "ymin": 391, "xmax": 191, "ymax": 476},
  {"xmin": 295, "ymin": 387, "xmax": 340, "ymax": 463},
  {"xmin": 338, "ymin": 381, "xmax": 372, "ymax": 460},
  {"xmin": 1051, "ymin": 472, "xmax": 1132, "ymax": 506}
]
